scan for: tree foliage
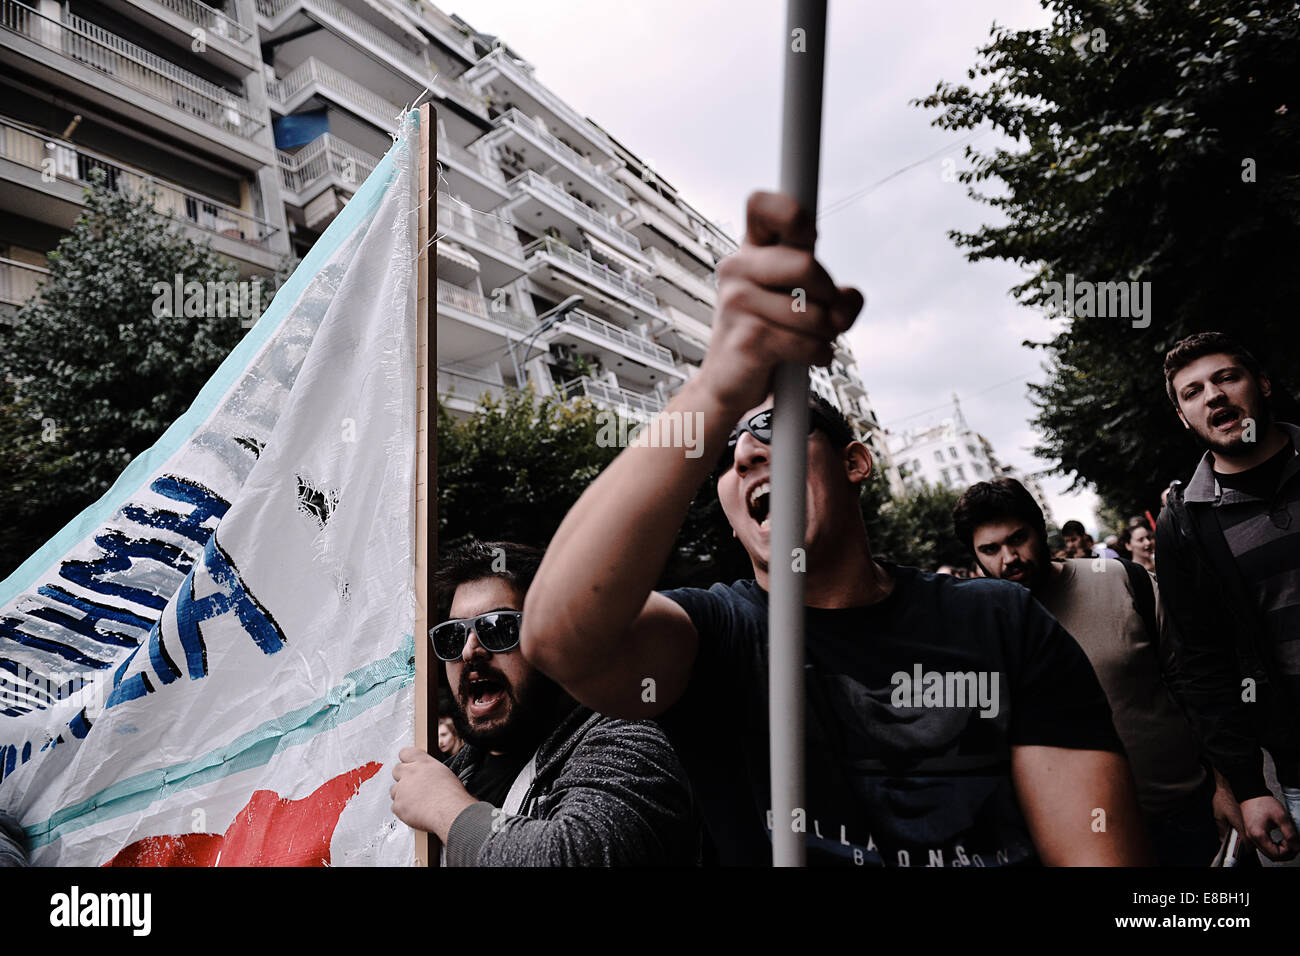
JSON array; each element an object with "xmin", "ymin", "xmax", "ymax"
[
  {"xmin": 917, "ymin": 0, "xmax": 1300, "ymax": 514},
  {"xmin": 0, "ymin": 177, "xmax": 248, "ymax": 576}
]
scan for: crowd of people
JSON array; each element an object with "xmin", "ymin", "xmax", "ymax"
[{"xmin": 389, "ymin": 192, "xmax": 1299, "ymax": 868}]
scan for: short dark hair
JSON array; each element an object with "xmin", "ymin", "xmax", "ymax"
[
  {"xmin": 1163, "ymin": 332, "xmax": 1266, "ymax": 407},
  {"xmin": 811, "ymin": 392, "xmax": 855, "ymax": 449},
  {"xmin": 433, "ymin": 540, "xmax": 543, "ymax": 622},
  {"xmin": 1060, "ymin": 519, "xmax": 1086, "ymax": 537},
  {"xmin": 952, "ymin": 478, "xmax": 1047, "ymax": 553}
]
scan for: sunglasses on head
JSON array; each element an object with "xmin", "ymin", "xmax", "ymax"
[
  {"xmin": 714, "ymin": 405, "xmax": 848, "ymax": 478},
  {"xmin": 430, "ymin": 611, "xmax": 522, "ymax": 662}
]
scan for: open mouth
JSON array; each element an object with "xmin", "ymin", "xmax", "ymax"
[
  {"xmin": 746, "ymin": 481, "xmax": 772, "ymax": 532},
  {"xmin": 464, "ymin": 672, "xmax": 508, "ymax": 719},
  {"xmin": 1003, "ymin": 564, "xmax": 1026, "ymax": 582},
  {"xmin": 1209, "ymin": 406, "xmax": 1241, "ymax": 432}
]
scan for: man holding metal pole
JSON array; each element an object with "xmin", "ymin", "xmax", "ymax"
[{"xmin": 520, "ymin": 186, "xmax": 1149, "ymax": 866}]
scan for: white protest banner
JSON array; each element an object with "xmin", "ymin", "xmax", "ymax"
[{"xmin": 0, "ymin": 111, "xmax": 423, "ymax": 866}]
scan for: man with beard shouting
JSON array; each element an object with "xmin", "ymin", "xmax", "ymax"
[
  {"xmin": 1157, "ymin": 331, "xmax": 1300, "ymax": 862},
  {"xmin": 390, "ymin": 540, "xmax": 696, "ymax": 866}
]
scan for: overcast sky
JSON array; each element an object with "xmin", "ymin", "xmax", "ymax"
[{"xmin": 449, "ymin": 0, "xmax": 1101, "ymax": 531}]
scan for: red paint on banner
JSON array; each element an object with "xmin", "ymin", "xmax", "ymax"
[{"xmin": 103, "ymin": 762, "xmax": 383, "ymax": 867}]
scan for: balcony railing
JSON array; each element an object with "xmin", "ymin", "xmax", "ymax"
[
  {"xmin": 150, "ymin": 0, "xmax": 251, "ymax": 45},
  {"xmin": 436, "ymin": 279, "xmax": 534, "ymax": 334},
  {"xmin": 645, "ymin": 244, "xmax": 716, "ymax": 304},
  {"xmin": 438, "ymin": 367, "xmax": 506, "ymax": 407},
  {"xmin": 0, "ymin": 2, "xmax": 262, "ymax": 139},
  {"xmin": 0, "ymin": 256, "xmax": 48, "ymax": 308},
  {"xmin": 0, "ymin": 117, "xmax": 277, "ymax": 249},
  {"xmin": 523, "ymin": 236, "xmax": 658, "ymax": 310},
  {"xmin": 278, "ymin": 133, "xmax": 378, "ymax": 196},
  {"xmin": 558, "ymin": 376, "xmax": 664, "ymax": 419},
  {"xmin": 494, "ymin": 109, "xmax": 626, "ymax": 203},
  {"xmin": 437, "ymin": 127, "xmax": 506, "ymax": 185},
  {"xmin": 257, "ymin": 0, "xmax": 424, "ymax": 75},
  {"xmin": 558, "ymin": 309, "xmax": 673, "ymax": 368},
  {"xmin": 471, "ymin": 48, "xmax": 614, "ymax": 156},
  {"xmin": 509, "ymin": 169, "xmax": 641, "ymax": 255},
  {"xmin": 437, "ymin": 194, "xmax": 524, "ymax": 259},
  {"xmin": 268, "ymin": 57, "xmax": 401, "ymax": 128}
]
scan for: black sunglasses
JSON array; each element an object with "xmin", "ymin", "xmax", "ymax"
[
  {"xmin": 714, "ymin": 406, "xmax": 847, "ymax": 478},
  {"xmin": 430, "ymin": 611, "xmax": 522, "ymax": 662}
]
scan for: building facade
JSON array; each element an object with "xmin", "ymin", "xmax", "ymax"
[
  {"xmin": 0, "ymin": 0, "xmax": 889, "ymax": 453},
  {"xmin": 889, "ymin": 395, "xmax": 1054, "ymax": 524}
]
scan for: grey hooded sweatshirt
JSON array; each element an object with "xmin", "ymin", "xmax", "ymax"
[{"xmin": 444, "ymin": 703, "xmax": 697, "ymax": 866}]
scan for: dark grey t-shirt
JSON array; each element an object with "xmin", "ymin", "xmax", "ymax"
[{"xmin": 659, "ymin": 564, "xmax": 1124, "ymax": 867}]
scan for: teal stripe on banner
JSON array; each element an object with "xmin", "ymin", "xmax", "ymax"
[
  {"xmin": 24, "ymin": 634, "xmax": 415, "ymax": 849},
  {"xmin": 0, "ymin": 111, "xmax": 420, "ymax": 608}
]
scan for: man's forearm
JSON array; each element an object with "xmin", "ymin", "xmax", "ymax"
[{"xmin": 523, "ymin": 378, "xmax": 739, "ymax": 681}]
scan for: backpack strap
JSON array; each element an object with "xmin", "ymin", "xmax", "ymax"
[{"xmin": 1118, "ymin": 558, "xmax": 1159, "ymax": 663}]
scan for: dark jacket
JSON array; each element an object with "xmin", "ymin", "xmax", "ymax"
[
  {"xmin": 444, "ymin": 702, "xmax": 697, "ymax": 866},
  {"xmin": 1155, "ymin": 424, "xmax": 1300, "ymax": 801}
]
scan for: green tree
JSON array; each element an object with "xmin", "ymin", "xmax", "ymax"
[
  {"xmin": 0, "ymin": 175, "xmax": 247, "ymax": 575},
  {"xmin": 861, "ymin": 477, "xmax": 970, "ymax": 570},
  {"xmin": 917, "ymin": 0, "xmax": 1300, "ymax": 515}
]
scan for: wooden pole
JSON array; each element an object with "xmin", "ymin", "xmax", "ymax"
[{"xmin": 414, "ymin": 102, "xmax": 439, "ymax": 867}]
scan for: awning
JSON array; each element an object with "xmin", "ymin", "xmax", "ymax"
[{"xmin": 580, "ymin": 230, "xmax": 652, "ymax": 280}]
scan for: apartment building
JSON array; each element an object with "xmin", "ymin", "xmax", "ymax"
[
  {"xmin": 889, "ymin": 394, "xmax": 1054, "ymax": 524},
  {"xmin": 0, "ymin": 0, "xmax": 890, "ymax": 456}
]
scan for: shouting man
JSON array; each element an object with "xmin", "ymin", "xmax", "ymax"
[{"xmin": 521, "ymin": 192, "xmax": 1147, "ymax": 867}]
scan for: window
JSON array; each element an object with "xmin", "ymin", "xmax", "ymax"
[
  {"xmin": 913, "ymin": 459, "xmax": 922, "ymax": 473},
  {"xmin": 967, "ymin": 444, "xmax": 978, "ymax": 457},
  {"xmin": 948, "ymin": 446, "xmax": 959, "ymax": 460},
  {"xmin": 934, "ymin": 450, "xmax": 944, "ymax": 463},
  {"xmin": 940, "ymin": 468, "xmax": 950, "ymax": 485},
  {"xmin": 954, "ymin": 464, "xmax": 965, "ymax": 482},
  {"xmin": 973, "ymin": 462, "xmax": 985, "ymax": 476}
]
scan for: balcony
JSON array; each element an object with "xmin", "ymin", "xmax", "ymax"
[
  {"xmin": 436, "ymin": 193, "xmax": 526, "ymax": 293},
  {"xmin": 435, "ymin": 124, "xmax": 508, "ymax": 209},
  {"xmin": 115, "ymin": 0, "xmax": 254, "ymax": 74},
  {"xmin": 0, "ymin": 116, "xmax": 280, "ymax": 270},
  {"xmin": 644, "ymin": 244, "xmax": 716, "ymax": 309},
  {"xmin": 437, "ymin": 366, "xmax": 507, "ymax": 415},
  {"xmin": 437, "ymin": 279, "xmax": 534, "ymax": 334},
  {"xmin": 487, "ymin": 109, "xmax": 629, "ymax": 215},
  {"xmin": 0, "ymin": 1, "xmax": 265, "ymax": 164},
  {"xmin": 278, "ymin": 133, "xmax": 378, "ymax": 203},
  {"xmin": 523, "ymin": 236, "xmax": 662, "ymax": 322},
  {"xmin": 507, "ymin": 169, "xmax": 643, "ymax": 260},
  {"xmin": 463, "ymin": 48, "xmax": 615, "ymax": 161},
  {"xmin": 558, "ymin": 375, "xmax": 664, "ymax": 423},
  {"xmin": 552, "ymin": 308, "xmax": 680, "ymax": 383},
  {"xmin": 146, "ymin": 0, "xmax": 250, "ymax": 42},
  {"xmin": 268, "ymin": 56, "xmax": 402, "ymax": 131},
  {"xmin": 0, "ymin": 255, "xmax": 47, "ymax": 312}
]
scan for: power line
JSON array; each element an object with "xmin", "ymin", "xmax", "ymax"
[
  {"xmin": 817, "ymin": 130, "xmax": 988, "ymax": 221},
  {"xmin": 885, "ymin": 373, "xmax": 1032, "ymax": 427}
]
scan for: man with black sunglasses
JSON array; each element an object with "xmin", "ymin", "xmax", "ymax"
[
  {"xmin": 389, "ymin": 540, "xmax": 696, "ymax": 866},
  {"xmin": 522, "ymin": 191, "xmax": 1147, "ymax": 866}
]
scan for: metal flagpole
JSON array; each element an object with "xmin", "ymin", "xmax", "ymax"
[{"xmin": 769, "ymin": 0, "xmax": 827, "ymax": 868}]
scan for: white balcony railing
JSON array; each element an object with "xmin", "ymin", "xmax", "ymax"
[
  {"xmin": 437, "ymin": 194, "xmax": 524, "ymax": 259},
  {"xmin": 0, "ymin": 2, "xmax": 262, "ymax": 139},
  {"xmin": 150, "ymin": 0, "xmax": 251, "ymax": 44},
  {"xmin": 438, "ymin": 367, "xmax": 506, "ymax": 408},
  {"xmin": 278, "ymin": 133, "xmax": 378, "ymax": 196},
  {"xmin": 436, "ymin": 279, "xmax": 534, "ymax": 334},
  {"xmin": 645, "ymin": 244, "xmax": 717, "ymax": 304},
  {"xmin": 471, "ymin": 48, "xmax": 614, "ymax": 155},
  {"xmin": 523, "ymin": 236, "xmax": 658, "ymax": 311},
  {"xmin": 559, "ymin": 375, "xmax": 664, "ymax": 419},
  {"xmin": 509, "ymin": 169, "xmax": 641, "ymax": 255},
  {"xmin": 494, "ymin": 109, "xmax": 626, "ymax": 203},
  {"xmin": 558, "ymin": 309, "xmax": 673, "ymax": 368},
  {"xmin": 268, "ymin": 57, "xmax": 402, "ymax": 128},
  {"xmin": 0, "ymin": 116, "xmax": 278, "ymax": 249},
  {"xmin": 0, "ymin": 255, "xmax": 48, "ymax": 308},
  {"xmin": 257, "ymin": 0, "xmax": 423, "ymax": 75},
  {"xmin": 437, "ymin": 126, "xmax": 506, "ymax": 185}
]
